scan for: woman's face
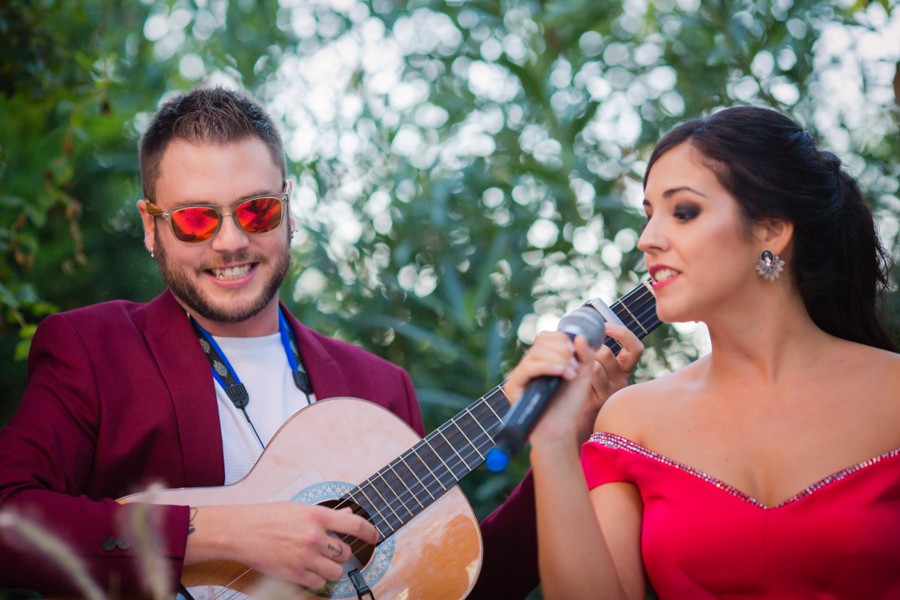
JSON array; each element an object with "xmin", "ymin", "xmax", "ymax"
[{"xmin": 638, "ymin": 142, "xmax": 765, "ymax": 323}]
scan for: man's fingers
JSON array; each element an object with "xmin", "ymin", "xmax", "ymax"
[
  {"xmin": 301, "ymin": 555, "xmax": 344, "ymax": 587},
  {"xmin": 328, "ymin": 507, "xmax": 380, "ymax": 545},
  {"xmin": 323, "ymin": 533, "xmax": 351, "ymax": 564},
  {"xmin": 297, "ymin": 572, "xmax": 328, "ymax": 590}
]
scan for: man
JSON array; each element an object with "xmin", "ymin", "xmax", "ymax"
[{"xmin": 0, "ymin": 88, "xmax": 642, "ymax": 598}]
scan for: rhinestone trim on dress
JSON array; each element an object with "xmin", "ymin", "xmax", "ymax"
[{"xmin": 588, "ymin": 431, "xmax": 900, "ymax": 510}]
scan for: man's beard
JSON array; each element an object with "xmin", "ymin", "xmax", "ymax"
[{"xmin": 154, "ymin": 229, "xmax": 291, "ymax": 324}]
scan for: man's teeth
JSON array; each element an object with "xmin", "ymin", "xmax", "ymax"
[
  {"xmin": 211, "ymin": 265, "xmax": 252, "ymax": 280},
  {"xmin": 654, "ymin": 268, "xmax": 679, "ymax": 283}
]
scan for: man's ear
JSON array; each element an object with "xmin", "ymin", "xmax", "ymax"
[
  {"xmin": 136, "ymin": 199, "xmax": 156, "ymax": 254},
  {"xmin": 286, "ymin": 180, "xmax": 296, "ymax": 241}
]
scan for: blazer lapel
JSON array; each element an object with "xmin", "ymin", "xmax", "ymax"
[{"xmin": 141, "ymin": 291, "xmax": 225, "ymax": 487}]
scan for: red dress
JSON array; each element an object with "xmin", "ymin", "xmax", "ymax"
[{"xmin": 581, "ymin": 432, "xmax": 900, "ymax": 599}]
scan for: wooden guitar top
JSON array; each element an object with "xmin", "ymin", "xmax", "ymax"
[{"xmin": 121, "ymin": 397, "xmax": 483, "ymax": 600}]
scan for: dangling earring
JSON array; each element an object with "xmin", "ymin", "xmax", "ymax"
[
  {"xmin": 150, "ymin": 246, "xmax": 156, "ymax": 260},
  {"xmin": 756, "ymin": 250, "xmax": 784, "ymax": 281}
]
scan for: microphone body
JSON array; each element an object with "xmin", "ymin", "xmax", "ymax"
[{"xmin": 485, "ymin": 306, "xmax": 607, "ymax": 472}]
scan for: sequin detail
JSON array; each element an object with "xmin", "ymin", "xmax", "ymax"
[{"xmin": 588, "ymin": 431, "xmax": 900, "ymax": 510}]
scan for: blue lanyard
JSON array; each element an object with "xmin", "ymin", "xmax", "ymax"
[
  {"xmin": 277, "ymin": 308, "xmax": 312, "ymax": 394},
  {"xmin": 190, "ymin": 308, "xmax": 313, "ymax": 448}
]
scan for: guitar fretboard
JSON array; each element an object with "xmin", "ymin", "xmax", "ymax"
[{"xmin": 344, "ymin": 282, "xmax": 660, "ymax": 542}]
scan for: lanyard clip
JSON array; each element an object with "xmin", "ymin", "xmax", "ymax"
[
  {"xmin": 225, "ymin": 383, "xmax": 249, "ymax": 409},
  {"xmin": 293, "ymin": 369, "xmax": 312, "ymax": 395}
]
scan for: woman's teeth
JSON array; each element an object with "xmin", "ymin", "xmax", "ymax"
[{"xmin": 654, "ymin": 268, "xmax": 679, "ymax": 283}]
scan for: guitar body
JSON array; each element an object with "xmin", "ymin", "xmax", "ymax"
[{"xmin": 121, "ymin": 398, "xmax": 483, "ymax": 600}]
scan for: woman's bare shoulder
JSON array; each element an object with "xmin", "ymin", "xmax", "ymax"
[
  {"xmin": 594, "ymin": 357, "xmax": 708, "ymax": 444},
  {"xmin": 851, "ymin": 342, "xmax": 900, "ymax": 394},
  {"xmin": 828, "ymin": 338, "xmax": 900, "ymax": 387}
]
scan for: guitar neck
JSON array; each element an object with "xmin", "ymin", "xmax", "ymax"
[{"xmin": 346, "ymin": 282, "xmax": 660, "ymax": 540}]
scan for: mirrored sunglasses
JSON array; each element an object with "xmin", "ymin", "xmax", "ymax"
[{"xmin": 146, "ymin": 185, "xmax": 289, "ymax": 244}]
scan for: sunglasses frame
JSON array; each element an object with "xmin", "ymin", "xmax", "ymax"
[{"xmin": 145, "ymin": 182, "xmax": 291, "ymax": 245}]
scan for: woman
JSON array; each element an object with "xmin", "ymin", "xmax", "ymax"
[{"xmin": 505, "ymin": 106, "xmax": 900, "ymax": 599}]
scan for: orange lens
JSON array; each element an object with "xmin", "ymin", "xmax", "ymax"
[
  {"xmin": 236, "ymin": 197, "xmax": 283, "ymax": 234},
  {"xmin": 170, "ymin": 207, "xmax": 219, "ymax": 242}
]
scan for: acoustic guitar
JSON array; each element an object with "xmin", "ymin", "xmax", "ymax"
[{"xmin": 121, "ymin": 283, "xmax": 659, "ymax": 600}]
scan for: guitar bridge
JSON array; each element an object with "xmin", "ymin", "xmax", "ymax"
[{"xmin": 348, "ymin": 568, "xmax": 375, "ymax": 600}]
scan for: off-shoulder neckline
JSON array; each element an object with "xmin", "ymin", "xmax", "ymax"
[{"xmin": 588, "ymin": 431, "xmax": 900, "ymax": 510}]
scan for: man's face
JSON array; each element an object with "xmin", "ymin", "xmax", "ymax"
[{"xmin": 139, "ymin": 137, "xmax": 291, "ymax": 327}]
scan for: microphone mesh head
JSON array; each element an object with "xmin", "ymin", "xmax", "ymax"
[{"xmin": 557, "ymin": 306, "xmax": 606, "ymax": 349}]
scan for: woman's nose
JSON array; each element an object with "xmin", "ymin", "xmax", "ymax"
[{"xmin": 637, "ymin": 217, "xmax": 664, "ymax": 254}]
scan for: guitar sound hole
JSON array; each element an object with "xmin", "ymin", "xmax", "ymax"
[{"xmin": 320, "ymin": 499, "xmax": 376, "ymax": 569}]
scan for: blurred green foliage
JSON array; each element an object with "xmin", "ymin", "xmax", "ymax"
[{"xmin": 1, "ymin": 0, "xmax": 899, "ymax": 598}]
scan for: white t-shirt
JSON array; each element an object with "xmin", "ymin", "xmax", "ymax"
[{"xmin": 211, "ymin": 333, "xmax": 314, "ymax": 485}]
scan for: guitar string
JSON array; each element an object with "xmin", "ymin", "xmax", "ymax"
[
  {"xmin": 207, "ymin": 301, "xmax": 660, "ymax": 599},
  {"xmin": 329, "ymin": 291, "xmax": 662, "ymax": 548},
  {"xmin": 202, "ymin": 407, "xmax": 510, "ymax": 600},
  {"xmin": 316, "ymin": 286, "xmax": 658, "ymax": 541},
  {"xmin": 325, "ymin": 289, "xmax": 662, "ymax": 550},
  {"xmin": 209, "ymin": 287, "xmax": 659, "ymax": 596}
]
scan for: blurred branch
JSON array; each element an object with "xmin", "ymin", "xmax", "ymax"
[
  {"xmin": 0, "ymin": 510, "xmax": 109, "ymax": 600},
  {"xmin": 122, "ymin": 484, "xmax": 172, "ymax": 600}
]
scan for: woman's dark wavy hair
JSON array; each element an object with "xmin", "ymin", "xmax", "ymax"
[{"xmin": 645, "ymin": 106, "xmax": 894, "ymax": 351}]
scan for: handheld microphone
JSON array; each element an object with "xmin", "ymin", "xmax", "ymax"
[{"xmin": 485, "ymin": 305, "xmax": 607, "ymax": 473}]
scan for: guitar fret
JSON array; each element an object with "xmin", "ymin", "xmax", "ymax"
[
  {"xmin": 376, "ymin": 469, "xmax": 415, "ymax": 519},
  {"xmin": 484, "ymin": 395, "xmax": 504, "ymax": 425},
  {"xmin": 400, "ymin": 451, "xmax": 440, "ymax": 500},
  {"xmin": 413, "ymin": 443, "xmax": 455, "ymax": 490},
  {"xmin": 413, "ymin": 440, "xmax": 449, "ymax": 492},
  {"xmin": 626, "ymin": 293, "xmax": 656, "ymax": 316},
  {"xmin": 615, "ymin": 303, "xmax": 645, "ymax": 334},
  {"xmin": 347, "ymin": 489, "xmax": 390, "ymax": 538},
  {"xmin": 357, "ymin": 482, "xmax": 400, "ymax": 533},
  {"xmin": 631, "ymin": 312, "xmax": 659, "ymax": 335},
  {"xmin": 466, "ymin": 402, "xmax": 501, "ymax": 451},
  {"xmin": 386, "ymin": 463, "xmax": 425, "ymax": 510},
  {"xmin": 366, "ymin": 475, "xmax": 407, "ymax": 528},
  {"xmin": 611, "ymin": 286, "xmax": 657, "ymax": 340},
  {"xmin": 448, "ymin": 417, "xmax": 484, "ymax": 465},
  {"xmin": 487, "ymin": 387, "xmax": 512, "ymax": 423},
  {"xmin": 435, "ymin": 430, "xmax": 473, "ymax": 476},
  {"xmin": 466, "ymin": 404, "xmax": 495, "ymax": 446},
  {"xmin": 498, "ymin": 385, "xmax": 513, "ymax": 404}
]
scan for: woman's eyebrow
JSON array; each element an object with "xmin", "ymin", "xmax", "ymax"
[{"xmin": 663, "ymin": 186, "xmax": 707, "ymax": 199}]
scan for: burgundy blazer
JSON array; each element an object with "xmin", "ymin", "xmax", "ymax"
[{"xmin": 0, "ymin": 290, "xmax": 537, "ymax": 598}]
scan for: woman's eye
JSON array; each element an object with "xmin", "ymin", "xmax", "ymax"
[{"xmin": 673, "ymin": 204, "xmax": 700, "ymax": 221}]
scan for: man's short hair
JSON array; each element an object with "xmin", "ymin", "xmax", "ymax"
[{"xmin": 139, "ymin": 87, "xmax": 287, "ymax": 201}]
